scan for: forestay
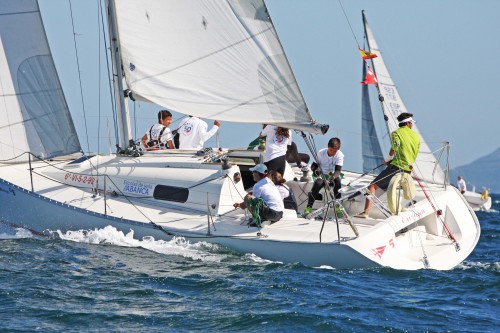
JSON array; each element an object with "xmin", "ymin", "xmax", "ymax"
[
  {"xmin": 363, "ymin": 14, "xmax": 445, "ymax": 184},
  {"xmin": 112, "ymin": 0, "xmax": 320, "ymax": 132},
  {"xmin": 0, "ymin": 0, "xmax": 81, "ymax": 162}
]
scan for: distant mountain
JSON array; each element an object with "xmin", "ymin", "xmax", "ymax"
[{"xmin": 450, "ymin": 147, "xmax": 500, "ymax": 194}]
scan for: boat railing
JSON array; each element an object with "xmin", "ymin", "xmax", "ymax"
[{"xmin": 433, "ymin": 141, "xmax": 451, "ymax": 188}]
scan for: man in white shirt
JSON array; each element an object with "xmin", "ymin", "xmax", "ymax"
[
  {"xmin": 304, "ymin": 137, "xmax": 344, "ymax": 215},
  {"xmin": 457, "ymin": 176, "xmax": 467, "ymax": 194},
  {"xmin": 141, "ymin": 110, "xmax": 174, "ymax": 149},
  {"xmin": 178, "ymin": 116, "xmax": 220, "ymax": 150},
  {"xmin": 233, "ymin": 164, "xmax": 284, "ymax": 227}
]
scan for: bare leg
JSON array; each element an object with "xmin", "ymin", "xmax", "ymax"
[{"xmin": 363, "ymin": 183, "xmax": 378, "ymax": 214}]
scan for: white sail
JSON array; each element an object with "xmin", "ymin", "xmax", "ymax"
[
  {"xmin": 112, "ymin": 0, "xmax": 323, "ymax": 133},
  {"xmin": 0, "ymin": 0, "xmax": 81, "ymax": 162},
  {"xmin": 363, "ymin": 12, "xmax": 445, "ymax": 184}
]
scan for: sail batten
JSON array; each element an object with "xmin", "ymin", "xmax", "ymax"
[{"xmin": 113, "ymin": 0, "xmax": 319, "ymax": 132}]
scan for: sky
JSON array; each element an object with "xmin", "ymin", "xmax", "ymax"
[{"xmin": 38, "ymin": 0, "xmax": 500, "ymax": 172}]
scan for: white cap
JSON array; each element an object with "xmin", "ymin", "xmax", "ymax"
[
  {"xmin": 398, "ymin": 117, "xmax": 416, "ymax": 124},
  {"xmin": 250, "ymin": 163, "xmax": 268, "ymax": 174}
]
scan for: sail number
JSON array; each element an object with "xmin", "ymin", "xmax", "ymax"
[{"xmin": 64, "ymin": 172, "xmax": 95, "ymax": 185}]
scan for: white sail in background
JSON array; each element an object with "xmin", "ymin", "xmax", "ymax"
[
  {"xmin": 362, "ymin": 12, "xmax": 445, "ymax": 184},
  {"xmin": 0, "ymin": 0, "xmax": 81, "ymax": 162},
  {"xmin": 112, "ymin": 0, "xmax": 321, "ymax": 133}
]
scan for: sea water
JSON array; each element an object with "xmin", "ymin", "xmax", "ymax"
[{"xmin": 0, "ymin": 196, "xmax": 498, "ymax": 332}]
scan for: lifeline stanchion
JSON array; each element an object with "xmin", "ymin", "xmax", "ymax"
[
  {"xmin": 29, "ymin": 153, "xmax": 34, "ymax": 192},
  {"xmin": 104, "ymin": 176, "xmax": 107, "ymax": 216}
]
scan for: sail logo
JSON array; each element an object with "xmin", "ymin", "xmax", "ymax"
[
  {"xmin": 371, "ymin": 245, "xmax": 386, "ymax": 259},
  {"xmin": 389, "ymin": 239, "xmax": 395, "ymax": 248},
  {"xmin": 122, "ymin": 180, "xmax": 153, "ymax": 196},
  {"xmin": 182, "ymin": 123, "xmax": 193, "ymax": 135},
  {"xmin": 129, "ymin": 62, "xmax": 135, "ymax": 71},
  {"xmin": 274, "ymin": 135, "xmax": 286, "ymax": 145}
]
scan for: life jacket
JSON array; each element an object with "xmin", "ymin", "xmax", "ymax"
[{"xmin": 147, "ymin": 125, "xmax": 168, "ymax": 148}]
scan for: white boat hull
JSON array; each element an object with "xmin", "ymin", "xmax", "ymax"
[
  {"xmin": 0, "ymin": 153, "xmax": 481, "ymax": 270},
  {"xmin": 463, "ymin": 191, "xmax": 492, "ymax": 211}
]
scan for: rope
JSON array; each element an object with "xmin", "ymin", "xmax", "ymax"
[
  {"xmin": 412, "ymin": 171, "xmax": 457, "ymax": 243},
  {"xmin": 247, "ymin": 197, "xmax": 264, "ymax": 228},
  {"xmin": 0, "ymin": 152, "xmax": 30, "ymax": 163}
]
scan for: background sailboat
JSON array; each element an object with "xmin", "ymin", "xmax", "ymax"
[
  {"xmin": 361, "ymin": 11, "xmax": 491, "ymax": 211},
  {"xmin": 361, "ymin": 11, "xmax": 448, "ymax": 185},
  {"xmin": 0, "ymin": 0, "xmax": 81, "ymax": 162}
]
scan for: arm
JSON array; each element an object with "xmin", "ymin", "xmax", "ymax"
[
  {"xmin": 247, "ymin": 137, "xmax": 261, "ymax": 150},
  {"xmin": 141, "ymin": 133, "xmax": 148, "ymax": 148},
  {"xmin": 259, "ymin": 124, "xmax": 270, "ymax": 138},
  {"xmin": 233, "ymin": 193, "xmax": 253, "ymax": 210},
  {"xmin": 332, "ymin": 165, "xmax": 342, "ymax": 179},
  {"xmin": 233, "ymin": 201, "xmax": 247, "ymax": 210},
  {"xmin": 200, "ymin": 120, "xmax": 220, "ymax": 142},
  {"xmin": 167, "ymin": 140, "xmax": 174, "ymax": 149},
  {"xmin": 385, "ymin": 149, "xmax": 395, "ymax": 165}
]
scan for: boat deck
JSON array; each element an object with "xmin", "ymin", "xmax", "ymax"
[{"xmin": 1, "ymin": 159, "xmax": 360, "ymax": 244}]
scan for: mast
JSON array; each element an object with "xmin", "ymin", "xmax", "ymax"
[
  {"xmin": 362, "ymin": 10, "xmax": 391, "ymax": 140},
  {"xmin": 106, "ymin": 0, "xmax": 132, "ymax": 150}
]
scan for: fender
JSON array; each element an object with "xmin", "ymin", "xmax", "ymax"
[{"xmin": 387, "ymin": 173, "xmax": 416, "ymax": 214}]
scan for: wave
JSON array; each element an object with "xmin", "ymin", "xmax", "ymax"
[
  {"xmin": 457, "ymin": 260, "xmax": 500, "ymax": 272},
  {"xmin": 0, "ymin": 226, "xmax": 34, "ymax": 239},
  {"xmin": 53, "ymin": 225, "xmax": 226, "ymax": 263}
]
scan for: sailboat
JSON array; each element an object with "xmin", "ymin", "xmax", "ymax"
[
  {"xmin": 361, "ymin": 11, "xmax": 491, "ymax": 213},
  {"xmin": 0, "ymin": 1, "xmax": 480, "ymax": 270},
  {"xmin": 460, "ymin": 183, "xmax": 492, "ymax": 212}
]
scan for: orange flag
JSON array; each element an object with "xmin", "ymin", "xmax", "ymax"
[
  {"xmin": 359, "ymin": 48, "xmax": 377, "ymax": 60},
  {"xmin": 361, "ymin": 66, "xmax": 377, "ymax": 85}
]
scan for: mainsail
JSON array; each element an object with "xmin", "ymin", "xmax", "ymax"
[
  {"xmin": 112, "ymin": 0, "xmax": 323, "ymax": 133},
  {"xmin": 362, "ymin": 12, "xmax": 445, "ymax": 184},
  {"xmin": 0, "ymin": 0, "xmax": 81, "ymax": 162}
]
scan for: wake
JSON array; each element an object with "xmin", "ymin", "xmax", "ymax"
[{"xmin": 53, "ymin": 225, "xmax": 226, "ymax": 263}]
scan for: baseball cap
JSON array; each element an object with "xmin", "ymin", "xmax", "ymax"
[{"xmin": 249, "ymin": 163, "xmax": 267, "ymax": 174}]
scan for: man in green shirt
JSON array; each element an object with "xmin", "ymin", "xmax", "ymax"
[{"xmin": 356, "ymin": 112, "xmax": 420, "ymax": 218}]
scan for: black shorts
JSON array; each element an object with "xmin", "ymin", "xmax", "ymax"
[
  {"xmin": 260, "ymin": 206, "xmax": 283, "ymax": 223},
  {"xmin": 264, "ymin": 155, "xmax": 286, "ymax": 175},
  {"xmin": 372, "ymin": 164, "xmax": 410, "ymax": 190}
]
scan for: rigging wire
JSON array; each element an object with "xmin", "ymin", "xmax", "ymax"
[
  {"xmin": 98, "ymin": 0, "xmax": 120, "ymax": 146},
  {"xmin": 337, "ymin": 0, "xmax": 361, "ymax": 48},
  {"xmin": 96, "ymin": 0, "xmax": 102, "ymax": 157},
  {"xmin": 68, "ymin": 0, "xmax": 91, "ymax": 155},
  {"xmin": 95, "ymin": 0, "xmax": 102, "ymax": 190}
]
